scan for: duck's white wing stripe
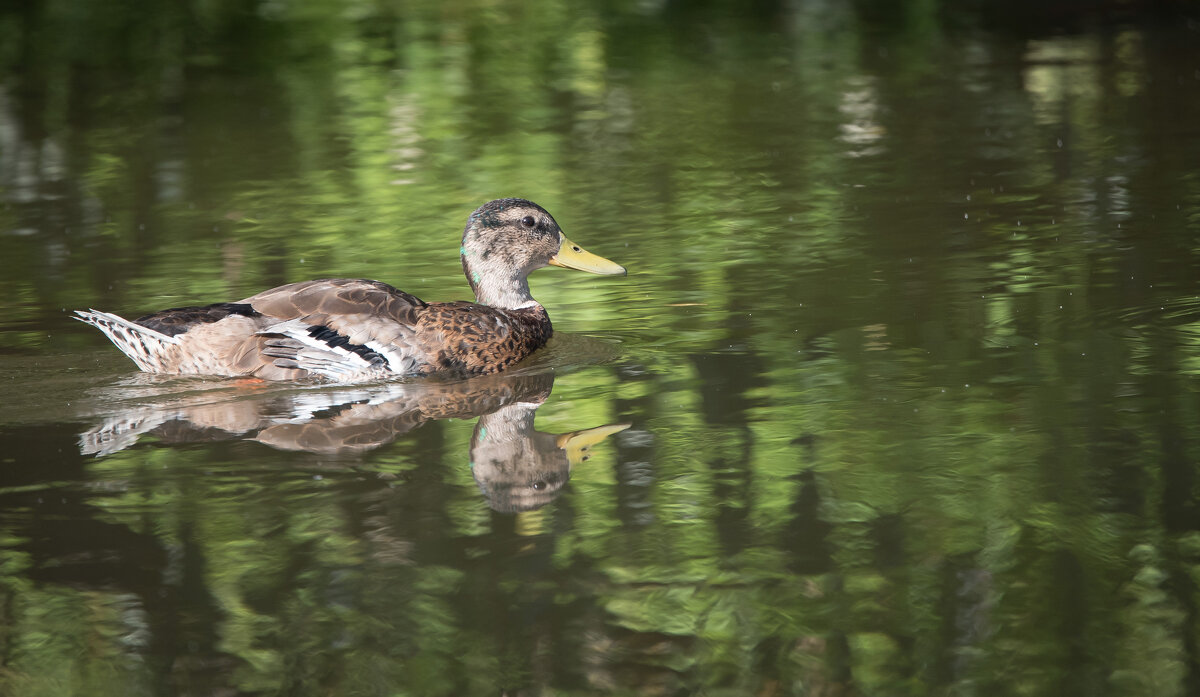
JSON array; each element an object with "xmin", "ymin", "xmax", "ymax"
[
  {"xmin": 364, "ymin": 340, "xmax": 416, "ymax": 374},
  {"xmin": 259, "ymin": 319, "xmax": 396, "ymax": 380}
]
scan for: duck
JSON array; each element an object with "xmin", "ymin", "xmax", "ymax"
[{"xmin": 75, "ymin": 198, "xmax": 626, "ymax": 381}]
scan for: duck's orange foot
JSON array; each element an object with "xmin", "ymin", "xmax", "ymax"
[{"xmin": 231, "ymin": 377, "xmax": 268, "ymax": 389}]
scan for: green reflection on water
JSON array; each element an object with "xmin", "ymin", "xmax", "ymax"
[{"xmin": 2, "ymin": 0, "xmax": 1200, "ymax": 695}]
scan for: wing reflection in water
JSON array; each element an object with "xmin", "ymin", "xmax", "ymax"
[{"xmin": 78, "ymin": 369, "xmax": 628, "ymax": 512}]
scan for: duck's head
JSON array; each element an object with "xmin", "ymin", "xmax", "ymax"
[{"xmin": 461, "ymin": 198, "xmax": 625, "ymax": 309}]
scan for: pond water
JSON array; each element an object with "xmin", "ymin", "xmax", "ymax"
[{"xmin": 2, "ymin": 1, "xmax": 1200, "ymax": 695}]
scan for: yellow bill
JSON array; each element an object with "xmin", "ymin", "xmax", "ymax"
[
  {"xmin": 557, "ymin": 423, "xmax": 631, "ymax": 465},
  {"xmin": 549, "ymin": 236, "xmax": 626, "ymax": 275}
]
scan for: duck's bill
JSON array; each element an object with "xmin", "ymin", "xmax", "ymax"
[
  {"xmin": 549, "ymin": 237, "xmax": 626, "ymax": 276},
  {"xmin": 557, "ymin": 423, "xmax": 631, "ymax": 465}
]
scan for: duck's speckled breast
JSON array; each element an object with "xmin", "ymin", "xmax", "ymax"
[{"xmin": 415, "ymin": 302, "xmax": 552, "ymax": 375}]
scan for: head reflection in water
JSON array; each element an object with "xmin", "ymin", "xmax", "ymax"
[
  {"xmin": 79, "ymin": 369, "xmax": 628, "ymax": 512},
  {"xmin": 470, "ymin": 405, "xmax": 629, "ymax": 513}
]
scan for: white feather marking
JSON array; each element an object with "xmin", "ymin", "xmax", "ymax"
[
  {"xmin": 365, "ymin": 340, "xmax": 415, "ymax": 374},
  {"xmin": 259, "ymin": 319, "xmax": 390, "ymax": 380}
]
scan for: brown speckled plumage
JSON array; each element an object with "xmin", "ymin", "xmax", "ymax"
[{"xmin": 75, "ymin": 199, "xmax": 625, "ymax": 381}]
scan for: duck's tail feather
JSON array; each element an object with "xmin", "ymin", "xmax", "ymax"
[{"xmin": 74, "ymin": 309, "xmax": 181, "ymax": 373}]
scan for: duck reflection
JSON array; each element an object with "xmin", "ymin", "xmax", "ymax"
[
  {"xmin": 471, "ymin": 403, "xmax": 628, "ymax": 512},
  {"xmin": 79, "ymin": 371, "xmax": 627, "ymax": 511}
]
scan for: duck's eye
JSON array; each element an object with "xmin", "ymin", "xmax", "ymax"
[
  {"xmin": 520, "ymin": 216, "xmax": 536, "ymax": 229},
  {"xmin": 531, "ymin": 480, "xmax": 547, "ymax": 490}
]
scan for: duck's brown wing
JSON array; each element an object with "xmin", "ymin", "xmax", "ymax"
[
  {"xmin": 239, "ymin": 279, "xmax": 431, "ymax": 379},
  {"xmin": 244, "ymin": 279, "xmax": 426, "ymax": 329}
]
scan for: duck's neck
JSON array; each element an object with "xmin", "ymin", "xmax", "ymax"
[
  {"xmin": 462, "ymin": 257, "xmax": 540, "ymax": 310},
  {"xmin": 476, "ymin": 403, "xmax": 539, "ymax": 443}
]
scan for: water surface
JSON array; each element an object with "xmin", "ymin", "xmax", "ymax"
[{"xmin": 2, "ymin": 1, "xmax": 1200, "ymax": 695}]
